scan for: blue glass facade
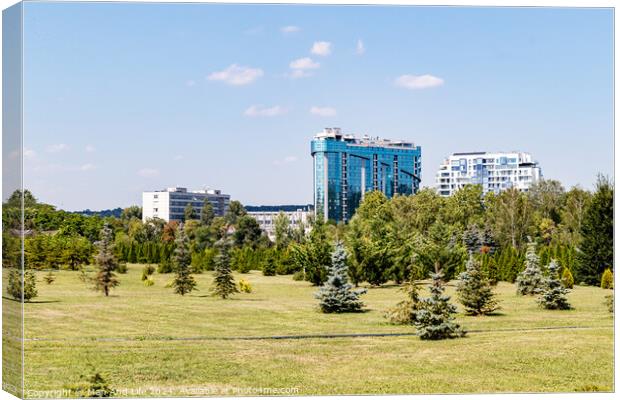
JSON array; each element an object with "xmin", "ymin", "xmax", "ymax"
[{"xmin": 311, "ymin": 130, "xmax": 421, "ymax": 222}]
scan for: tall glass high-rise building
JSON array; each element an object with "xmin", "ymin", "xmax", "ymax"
[{"xmin": 311, "ymin": 128, "xmax": 422, "ymax": 223}]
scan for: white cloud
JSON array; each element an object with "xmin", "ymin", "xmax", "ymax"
[
  {"xmin": 85, "ymin": 144, "xmax": 96, "ymax": 153},
  {"xmin": 395, "ymin": 74, "xmax": 444, "ymax": 90},
  {"xmin": 46, "ymin": 143, "xmax": 69, "ymax": 153},
  {"xmin": 310, "ymin": 106, "xmax": 337, "ymax": 117},
  {"xmin": 356, "ymin": 39, "xmax": 365, "ymax": 55},
  {"xmin": 273, "ymin": 155, "xmax": 298, "ymax": 166},
  {"xmin": 79, "ymin": 163, "xmax": 96, "ymax": 171},
  {"xmin": 244, "ymin": 105, "xmax": 287, "ymax": 117},
  {"xmin": 208, "ymin": 64, "xmax": 264, "ymax": 86},
  {"xmin": 289, "ymin": 57, "xmax": 320, "ymax": 70},
  {"xmin": 288, "ymin": 57, "xmax": 320, "ymax": 78},
  {"xmin": 281, "ymin": 25, "xmax": 300, "ymax": 34},
  {"xmin": 311, "ymin": 41, "xmax": 332, "ymax": 56},
  {"xmin": 138, "ymin": 168, "xmax": 160, "ymax": 178}
]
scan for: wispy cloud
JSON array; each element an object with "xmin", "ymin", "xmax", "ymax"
[
  {"xmin": 273, "ymin": 155, "xmax": 298, "ymax": 165},
  {"xmin": 79, "ymin": 163, "xmax": 96, "ymax": 171},
  {"xmin": 138, "ymin": 168, "xmax": 160, "ymax": 178},
  {"xmin": 281, "ymin": 25, "xmax": 300, "ymax": 34},
  {"xmin": 208, "ymin": 64, "xmax": 264, "ymax": 86},
  {"xmin": 244, "ymin": 105, "xmax": 287, "ymax": 117},
  {"xmin": 395, "ymin": 74, "xmax": 444, "ymax": 90},
  {"xmin": 311, "ymin": 41, "xmax": 332, "ymax": 56},
  {"xmin": 46, "ymin": 143, "xmax": 69, "ymax": 153},
  {"xmin": 356, "ymin": 39, "xmax": 365, "ymax": 55},
  {"xmin": 310, "ymin": 106, "xmax": 337, "ymax": 117},
  {"xmin": 288, "ymin": 57, "xmax": 320, "ymax": 79},
  {"xmin": 85, "ymin": 144, "xmax": 96, "ymax": 153}
]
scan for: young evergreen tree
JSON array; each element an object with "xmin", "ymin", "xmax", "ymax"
[
  {"xmin": 515, "ymin": 242, "xmax": 544, "ymax": 295},
  {"xmin": 456, "ymin": 253, "xmax": 500, "ymax": 315},
  {"xmin": 93, "ymin": 224, "xmax": 120, "ymax": 297},
  {"xmin": 414, "ymin": 268, "xmax": 465, "ymax": 340},
  {"xmin": 211, "ymin": 238, "xmax": 239, "ymax": 299},
  {"xmin": 200, "ymin": 199, "xmax": 215, "ymax": 226},
  {"xmin": 172, "ymin": 227, "xmax": 197, "ymax": 295},
  {"xmin": 315, "ymin": 241, "xmax": 366, "ymax": 313},
  {"xmin": 537, "ymin": 259, "xmax": 571, "ymax": 310},
  {"xmin": 7, "ymin": 268, "xmax": 38, "ymax": 301},
  {"xmin": 385, "ymin": 280, "xmax": 422, "ymax": 324},
  {"xmin": 576, "ymin": 175, "xmax": 613, "ymax": 285},
  {"xmin": 601, "ymin": 268, "xmax": 614, "ymax": 289},
  {"xmin": 561, "ymin": 268, "xmax": 574, "ymax": 289}
]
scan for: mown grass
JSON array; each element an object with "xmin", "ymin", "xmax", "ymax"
[{"xmin": 13, "ymin": 265, "xmax": 614, "ymax": 396}]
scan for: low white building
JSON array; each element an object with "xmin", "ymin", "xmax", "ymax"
[
  {"xmin": 142, "ymin": 187, "xmax": 230, "ymax": 222},
  {"xmin": 435, "ymin": 151, "xmax": 542, "ymax": 196},
  {"xmin": 247, "ymin": 206, "xmax": 312, "ymax": 241}
]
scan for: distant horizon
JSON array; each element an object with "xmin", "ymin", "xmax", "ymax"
[{"xmin": 13, "ymin": 3, "xmax": 613, "ymax": 210}]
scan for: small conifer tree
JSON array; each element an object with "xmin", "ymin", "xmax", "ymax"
[
  {"xmin": 538, "ymin": 259, "xmax": 571, "ymax": 310},
  {"xmin": 385, "ymin": 280, "xmax": 422, "ymax": 324},
  {"xmin": 516, "ymin": 242, "xmax": 544, "ymax": 295},
  {"xmin": 415, "ymin": 268, "xmax": 466, "ymax": 340},
  {"xmin": 93, "ymin": 224, "xmax": 120, "ymax": 297},
  {"xmin": 211, "ymin": 238, "xmax": 239, "ymax": 299},
  {"xmin": 601, "ymin": 268, "xmax": 614, "ymax": 289},
  {"xmin": 7, "ymin": 268, "xmax": 38, "ymax": 301},
  {"xmin": 172, "ymin": 227, "xmax": 197, "ymax": 295},
  {"xmin": 262, "ymin": 251, "xmax": 277, "ymax": 276},
  {"xmin": 457, "ymin": 253, "xmax": 500, "ymax": 315},
  {"xmin": 315, "ymin": 241, "xmax": 366, "ymax": 313},
  {"xmin": 561, "ymin": 268, "xmax": 574, "ymax": 289}
]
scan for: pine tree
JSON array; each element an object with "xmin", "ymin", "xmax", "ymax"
[
  {"xmin": 172, "ymin": 227, "xmax": 196, "ymax": 295},
  {"xmin": 385, "ymin": 280, "xmax": 422, "ymax": 324},
  {"xmin": 537, "ymin": 259, "xmax": 571, "ymax": 310},
  {"xmin": 94, "ymin": 224, "xmax": 120, "ymax": 297},
  {"xmin": 315, "ymin": 241, "xmax": 366, "ymax": 313},
  {"xmin": 414, "ymin": 268, "xmax": 465, "ymax": 340},
  {"xmin": 457, "ymin": 253, "xmax": 500, "ymax": 315},
  {"xmin": 576, "ymin": 175, "xmax": 613, "ymax": 285},
  {"xmin": 7, "ymin": 268, "xmax": 38, "ymax": 302},
  {"xmin": 561, "ymin": 268, "xmax": 574, "ymax": 289},
  {"xmin": 516, "ymin": 242, "xmax": 544, "ymax": 295},
  {"xmin": 211, "ymin": 238, "xmax": 238, "ymax": 299}
]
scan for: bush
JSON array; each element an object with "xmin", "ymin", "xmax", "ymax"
[
  {"xmin": 141, "ymin": 264, "xmax": 156, "ymax": 281},
  {"xmin": 64, "ymin": 371, "xmax": 113, "ymax": 398},
  {"xmin": 292, "ymin": 271, "xmax": 305, "ymax": 281},
  {"xmin": 238, "ymin": 279, "xmax": 252, "ymax": 293},
  {"xmin": 262, "ymin": 251, "xmax": 277, "ymax": 276},
  {"xmin": 157, "ymin": 258, "xmax": 173, "ymax": 274},
  {"xmin": 601, "ymin": 268, "xmax": 613, "ymax": 289},
  {"xmin": 7, "ymin": 268, "xmax": 38, "ymax": 302},
  {"xmin": 43, "ymin": 271, "xmax": 56, "ymax": 285},
  {"xmin": 116, "ymin": 263, "xmax": 128, "ymax": 274},
  {"xmin": 605, "ymin": 294, "xmax": 613, "ymax": 313},
  {"xmin": 143, "ymin": 277, "xmax": 155, "ymax": 287},
  {"xmin": 561, "ymin": 268, "xmax": 574, "ymax": 289}
]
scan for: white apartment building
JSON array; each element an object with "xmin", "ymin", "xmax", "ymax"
[
  {"xmin": 247, "ymin": 207, "xmax": 312, "ymax": 241},
  {"xmin": 435, "ymin": 151, "xmax": 542, "ymax": 196},
  {"xmin": 142, "ymin": 187, "xmax": 230, "ymax": 222}
]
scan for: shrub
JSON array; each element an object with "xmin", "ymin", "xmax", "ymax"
[
  {"xmin": 601, "ymin": 268, "xmax": 614, "ymax": 289},
  {"xmin": 65, "ymin": 371, "xmax": 113, "ymax": 398},
  {"xmin": 262, "ymin": 251, "xmax": 277, "ymax": 276},
  {"xmin": 141, "ymin": 264, "xmax": 156, "ymax": 281},
  {"xmin": 292, "ymin": 271, "xmax": 305, "ymax": 281},
  {"xmin": 385, "ymin": 280, "xmax": 421, "ymax": 325},
  {"xmin": 157, "ymin": 258, "xmax": 173, "ymax": 274},
  {"xmin": 143, "ymin": 277, "xmax": 155, "ymax": 287},
  {"xmin": 561, "ymin": 268, "xmax": 574, "ymax": 289},
  {"xmin": 238, "ymin": 279, "xmax": 252, "ymax": 293},
  {"xmin": 7, "ymin": 269, "xmax": 38, "ymax": 301},
  {"xmin": 116, "ymin": 263, "xmax": 128, "ymax": 274}
]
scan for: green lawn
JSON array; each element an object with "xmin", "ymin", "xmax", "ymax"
[{"xmin": 11, "ymin": 264, "xmax": 614, "ymax": 396}]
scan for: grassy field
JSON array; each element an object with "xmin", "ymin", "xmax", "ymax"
[{"xmin": 9, "ymin": 264, "xmax": 614, "ymax": 396}]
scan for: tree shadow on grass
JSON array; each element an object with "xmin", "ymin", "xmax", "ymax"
[{"xmin": 2, "ymin": 296, "xmax": 60, "ymax": 304}]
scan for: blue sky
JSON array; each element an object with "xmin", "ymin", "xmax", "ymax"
[{"xmin": 21, "ymin": 3, "xmax": 613, "ymax": 210}]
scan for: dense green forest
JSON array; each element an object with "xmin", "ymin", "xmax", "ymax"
[{"xmin": 2, "ymin": 176, "xmax": 614, "ymax": 290}]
